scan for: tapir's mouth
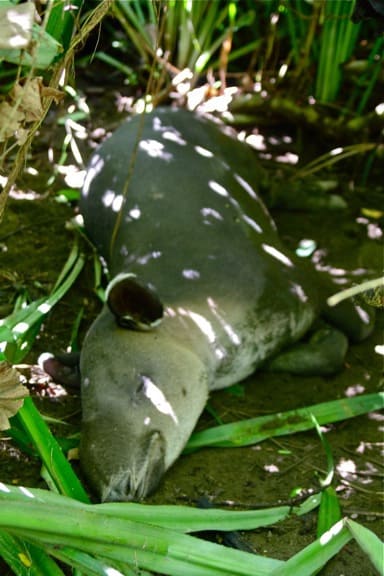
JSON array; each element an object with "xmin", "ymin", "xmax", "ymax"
[{"xmin": 100, "ymin": 430, "xmax": 166, "ymax": 502}]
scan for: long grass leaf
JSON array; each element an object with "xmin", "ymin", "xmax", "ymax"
[
  {"xmin": 317, "ymin": 486, "xmax": 341, "ymax": 538},
  {"xmin": 271, "ymin": 519, "xmax": 351, "ymax": 576},
  {"xmin": 346, "ymin": 519, "xmax": 384, "ymax": 573},
  {"xmin": 0, "ymin": 530, "xmax": 65, "ymax": 576},
  {"xmin": 0, "ymin": 482, "xmax": 289, "ymax": 533},
  {"xmin": 12, "ymin": 398, "xmax": 89, "ymax": 502},
  {"xmin": 185, "ymin": 393, "xmax": 384, "ymax": 451},
  {"xmin": 0, "ymin": 493, "xmax": 283, "ymax": 576}
]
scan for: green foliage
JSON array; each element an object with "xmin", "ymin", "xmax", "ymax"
[
  {"xmin": 96, "ymin": 0, "xmax": 382, "ymax": 116},
  {"xmin": 0, "ymin": 483, "xmax": 382, "ymax": 576}
]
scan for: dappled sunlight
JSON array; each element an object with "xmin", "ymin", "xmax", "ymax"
[
  {"xmin": 242, "ymin": 213, "xmax": 263, "ymax": 233},
  {"xmin": 138, "ymin": 138, "xmax": 173, "ymax": 160},
  {"xmin": 374, "ymin": 344, "xmax": 384, "ymax": 356},
  {"xmin": 207, "ymin": 297, "xmax": 241, "ymax": 346},
  {"xmin": 233, "ymin": 173, "xmax": 259, "ymax": 200},
  {"xmin": 140, "ymin": 375, "xmax": 178, "ymax": 425},
  {"xmin": 344, "ymin": 384, "xmax": 366, "ymax": 397},
  {"xmin": 200, "ymin": 207, "xmax": 223, "ymax": 224},
  {"xmin": 319, "ymin": 520, "xmax": 344, "ymax": 545},
  {"xmin": 195, "ymin": 145, "xmax": 213, "ymax": 158},
  {"xmin": 208, "ymin": 179, "xmax": 229, "ymax": 197},
  {"xmin": 262, "ymin": 243, "xmax": 293, "ymax": 267},
  {"xmin": 264, "ymin": 464, "xmax": 280, "ymax": 473}
]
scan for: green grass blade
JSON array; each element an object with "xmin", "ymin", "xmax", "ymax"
[
  {"xmin": 185, "ymin": 393, "xmax": 384, "ymax": 451},
  {"xmin": 317, "ymin": 486, "xmax": 341, "ymax": 538},
  {"xmin": 0, "ymin": 241, "xmax": 85, "ymax": 363},
  {"xmin": 0, "ymin": 482, "xmax": 289, "ymax": 533},
  {"xmin": 0, "ymin": 530, "xmax": 65, "ymax": 576},
  {"xmin": 11, "ymin": 398, "xmax": 89, "ymax": 503},
  {"xmin": 346, "ymin": 519, "xmax": 384, "ymax": 573},
  {"xmin": 271, "ymin": 519, "xmax": 351, "ymax": 576},
  {"xmin": 0, "ymin": 489, "xmax": 284, "ymax": 576}
]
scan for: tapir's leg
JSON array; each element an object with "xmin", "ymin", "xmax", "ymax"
[
  {"xmin": 40, "ymin": 352, "xmax": 81, "ymax": 388},
  {"xmin": 265, "ymin": 327, "xmax": 348, "ymax": 375},
  {"xmin": 321, "ymin": 298, "xmax": 375, "ymax": 343}
]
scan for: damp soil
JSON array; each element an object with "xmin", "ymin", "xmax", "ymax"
[{"xmin": 0, "ymin": 103, "xmax": 383, "ymax": 575}]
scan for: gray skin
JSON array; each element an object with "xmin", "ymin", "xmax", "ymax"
[{"xmin": 79, "ymin": 108, "xmax": 373, "ymax": 502}]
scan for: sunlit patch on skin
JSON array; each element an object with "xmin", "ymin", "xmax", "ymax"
[
  {"xmin": 162, "ymin": 130, "xmax": 187, "ymax": 146},
  {"xmin": 201, "ymin": 207, "xmax": 223, "ymax": 223},
  {"xmin": 141, "ymin": 375, "xmax": 178, "ymax": 424},
  {"xmin": 195, "ymin": 145, "xmax": 213, "ymax": 158},
  {"xmin": 209, "ymin": 180, "xmax": 229, "ymax": 197},
  {"xmin": 355, "ymin": 304, "xmax": 372, "ymax": 325},
  {"xmin": 137, "ymin": 251, "xmax": 162, "ymax": 265},
  {"xmin": 242, "ymin": 213, "xmax": 262, "ymax": 233},
  {"xmin": 290, "ymin": 282, "xmax": 309, "ymax": 303},
  {"xmin": 182, "ymin": 269, "xmax": 200, "ymax": 280},
  {"xmin": 82, "ymin": 154, "xmax": 104, "ymax": 196},
  {"xmin": 128, "ymin": 206, "xmax": 141, "ymax": 220},
  {"xmin": 207, "ymin": 297, "xmax": 241, "ymax": 345},
  {"xmin": 178, "ymin": 308, "xmax": 215, "ymax": 343},
  {"xmin": 112, "ymin": 195, "xmax": 123, "ymax": 212},
  {"xmin": 101, "ymin": 189, "xmax": 115, "ymax": 207},
  {"xmin": 262, "ymin": 243, "xmax": 293, "ymax": 267},
  {"xmin": 234, "ymin": 173, "xmax": 258, "ymax": 199},
  {"xmin": 139, "ymin": 139, "xmax": 173, "ymax": 161}
]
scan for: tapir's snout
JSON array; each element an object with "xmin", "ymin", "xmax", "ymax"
[{"xmin": 80, "ymin": 424, "xmax": 166, "ymax": 502}]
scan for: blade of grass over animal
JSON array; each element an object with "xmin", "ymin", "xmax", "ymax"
[
  {"xmin": 0, "ymin": 498, "xmax": 284, "ymax": 576},
  {"xmin": 185, "ymin": 393, "xmax": 384, "ymax": 451},
  {"xmin": 271, "ymin": 519, "xmax": 351, "ymax": 576},
  {"xmin": 0, "ymin": 530, "xmax": 65, "ymax": 576},
  {"xmin": 0, "ymin": 482, "xmax": 290, "ymax": 533},
  {"xmin": 346, "ymin": 519, "xmax": 384, "ymax": 573},
  {"xmin": 12, "ymin": 398, "xmax": 89, "ymax": 502}
]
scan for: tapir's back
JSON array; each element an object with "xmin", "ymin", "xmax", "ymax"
[{"xmin": 81, "ymin": 108, "xmax": 317, "ymax": 379}]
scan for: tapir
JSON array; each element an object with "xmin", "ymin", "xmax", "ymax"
[{"xmin": 77, "ymin": 107, "xmax": 373, "ymax": 502}]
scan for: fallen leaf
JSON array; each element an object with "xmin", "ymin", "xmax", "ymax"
[
  {"xmin": 12, "ymin": 77, "xmax": 44, "ymax": 122},
  {"xmin": 0, "ymin": 361, "xmax": 29, "ymax": 430},
  {"xmin": 0, "ymin": 101, "xmax": 24, "ymax": 141}
]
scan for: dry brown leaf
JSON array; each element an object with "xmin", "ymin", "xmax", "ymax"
[
  {"xmin": 0, "ymin": 361, "xmax": 29, "ymax": 431},
  {"xmin": 11, "ymin": 77, "xmax": 44, "ymax": 122},
  {"xmin": 0, "ymin": 101, "xmax": 24, "ymax": 141},
  {"xmin": 40, "ymin": 85, "xmax": 65, "ymax": 105}
]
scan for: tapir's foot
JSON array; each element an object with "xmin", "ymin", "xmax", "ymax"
[
  {"xmin": 322, "ymin": 298, "xmax": 375, "ymax": 343},
  {"xmin": 39, "ymin": 352, "xmax": 81, "ymax": 387},
  {"xmin": 266, "ymin": 327, "xmax": 348, "ymax": 376}
]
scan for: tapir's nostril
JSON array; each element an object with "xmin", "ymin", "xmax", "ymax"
[{"xmin": 100, "ymin": 430, "xmax": 166, "ymax": 502}]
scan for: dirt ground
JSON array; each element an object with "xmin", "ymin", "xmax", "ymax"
[{"xmin": 0, "ymin": 101, "xmax": 383, "ymax": 575}]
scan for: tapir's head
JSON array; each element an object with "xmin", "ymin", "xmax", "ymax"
[{"xmin": 79, "ymin": 276, "xmax": 209, "ymax": 501}]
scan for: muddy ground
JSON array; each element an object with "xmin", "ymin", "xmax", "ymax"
[{"xmin": 0, "ymin": 96, "xmax": 383, "ymax": 575}]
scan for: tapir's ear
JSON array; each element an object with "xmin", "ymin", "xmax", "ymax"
[{"xmin": 106, "ymin": 273, "xmax": 163, "ymax": 330}]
